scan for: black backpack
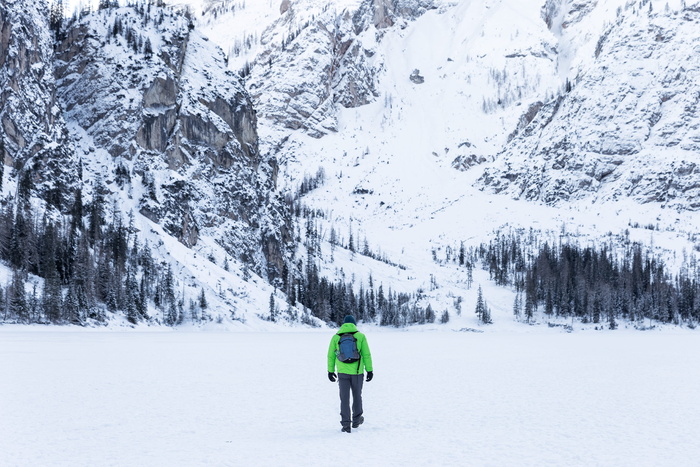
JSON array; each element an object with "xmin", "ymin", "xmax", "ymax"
[{"xmin": 336, "ymin": 332, "xmax": 360, "ymax": 363}]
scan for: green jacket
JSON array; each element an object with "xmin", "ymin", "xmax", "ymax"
[{"xmin": 327, "ymin": 323, "xmax": 373, "ymax": 375}]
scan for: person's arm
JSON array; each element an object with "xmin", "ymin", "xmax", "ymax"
[
  {"xmin": 327, "ymin": 335, "xmax": 338, "ymax": 373},
  {"xmin": 360, "ymin": 334, "xmax": 373, "ymax": 372}
]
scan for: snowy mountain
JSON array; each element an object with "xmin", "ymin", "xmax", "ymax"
[
  {"xmin": 189, "ymin": 0, "xmax": 700, "ymax": 327},
  {"xmin": 480, "ymin": 1, "xmax": 700, "ymax": 209},
  {"xmin": 198, "ymin": 0, "xmax": 699, "ymax": 212},
  {"xmin": 55, "ymin": 5, "xmax": 289, "ymax": 278},
  {"xmin": 2, "ymin": 0, "xmax": 700, "ymax": 329},
  {"xmin": 0, "ymin": 2, "xmax": 297, "ymax": 327},
  {"xmin": 0, "ymin": 0, "xmax": 78, "ymax": 207}
]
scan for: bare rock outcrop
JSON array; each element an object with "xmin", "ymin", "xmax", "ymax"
[
  {"xmin": 55, "ymin": 6, "xmax": 289, "ymax": 280},
  {"xmin": 0, "ymin": 0, "xmax": 77, "ymax": 209}
]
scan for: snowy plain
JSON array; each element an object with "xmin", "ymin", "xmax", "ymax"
[{"xmin": 2, "ymin": 327, "xmax": 699, "ymax": 467}]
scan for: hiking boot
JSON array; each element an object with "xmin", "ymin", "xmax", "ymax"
[
  {"xmin": 341, "ymin": 425, "xmax": 351, "ymax": 433},
  {"xmin": 352, "ymin": 416, "xmax": 364, "ymax": 428}
]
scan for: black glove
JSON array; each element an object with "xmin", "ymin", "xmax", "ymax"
[
  {"xmin": 328, "ymin": 372, "xmax": 337, "ymax": 382},
  {"xmin": 366, "ymin": 371, "xmax": 373, "ymax": 382}
]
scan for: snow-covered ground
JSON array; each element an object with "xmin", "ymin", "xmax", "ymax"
[{"xmin": 2, "ymin": 328, "xmax": 699, "ymax": 466}]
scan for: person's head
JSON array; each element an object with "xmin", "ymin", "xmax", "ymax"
[{"xmin": 343, "ymin": 315, "xmax": 356, "ymax": 325}]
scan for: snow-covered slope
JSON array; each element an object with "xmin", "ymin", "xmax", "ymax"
[
  {"xmin": 0, "ymin": 0, "xmax": 78, "ymax": 207},
  {"xmin": 55, "ymin": 5, "xmax": 289, "ymax": 280},
  {"xmin": 0, "ymin": 3, "xmax": 307, "ymax": 328},
  {"xmin": 4, "ymin": 0, "xmax": 700, "ymax": 329},
  {"xmin": 193, "ymin": 0, "xmax": 567, "ymax": 212},
  {"xmin": 481, "ymin": 1, "xmax": 700, "ymax": 209},
  {"xmin": 182, "ymin": 0, "xmax": 700, "ymax": 326}
]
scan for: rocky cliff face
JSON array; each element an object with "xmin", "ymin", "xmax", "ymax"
[
  {"xmin": 243, "ymin": 0, "xmax": 434, "ymax": 146},
  {"xmin": 479, "ymin": 4, "xmax": 700, "ymax": 210},
  {"xmin": 0, "ymin": 0, "xmax": 77, "ymax": 208},
  {"xmin": 55, "ymin": 6, "xmax": 289, "ymax": 279},
  {"xmin": 352, "ymin": 0, "xmax": 435, "ymax": 32}
]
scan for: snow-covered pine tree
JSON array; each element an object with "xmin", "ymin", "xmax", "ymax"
[
  {"xmin": 137, "ymin": 276, "xmax": 148, "ymax": 321},
  {"xmin": 199, "ymin": 287, "xmax": 208, "ymax": 321},
  {"xmin": 189, "ymin": 298, "xmax": 198, "ymax": 322},
  {"xmin": 608, "ymin": 307, "xmax": 617, "ymax": 330},
  {"xmin": 29, "ymin": 284, "xmax": 39, "ymax": 323},
  {"xmin": 592, "ymin": 291, "xmax": 602, "ymax": 324},
  {"xmin": 481, "ymin": 302, "xmax": 493, "ymax": 325},
  {"xmin": 524, "ymin": 294, "xmax": 534, "ymax": 323},
  {"xmin": 544, "ymin": 288, "xmax": 554, "ymax": 317},
  {"xmin": 357, "ymin": 285, "xmax": 366, "ymax": 321},
  {"xmin": 348, "ymin": 226, "xmax": 355, "ymax": 254},
  {"xmin": 475, "ymin": 285, "xmax": 486, "ymax": 322},
  {"xmin": 63, "ymin": 285, "xmax": 81, "ymax": 325},
  {"xmin": 513, "ymin": 293, "xmax": 522, "ymax": 319},
  {"xmin": 9, "ymin": 270, "xmax": 29, "ymax": 323},
  {"xmin": 367, "ymin": 287, "xmax": 376, "ymax": 322},
  {"xmin": 440, "ymin": 310, "xmax": 449, "ymax": 324},
  {"xmin": 42, "ymin": 234, "xmax": 63, "ymax": 322},
  {"xmin": 426, "ymin": 304, "xmax": 435, "ymax": 323},
  {"xmin": 269, "ymin": 292, "xmax": 276, "ymax": 322},
  {"xmin": 166, "ymin": 298, "xmax": 178, "ymax": 326},
  {"xmin": 124, "ymin": 267, "xmax": 139, "ymax": 324}
]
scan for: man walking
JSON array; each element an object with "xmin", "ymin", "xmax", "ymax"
[{"xmin": 327, "ymin": 315, "xmax": 373, "ymax": 433}]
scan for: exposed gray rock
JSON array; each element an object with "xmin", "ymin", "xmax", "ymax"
[
  {"xmin": 352, "ymin": 0, "xmax": 435, "ymax": 34},
  {"xmin": 452, "ymin": 154, "xmax": 488, "ymax": 172},
  {"xmin": 249, "ymin": 17, "xmax": 338, "ymax": 138},
  {"xmin": 248, "ymin": 0, "xmax": 434, "ymax": 144},
  {"xmin": 143, "ymin": 76, "xmax": 177, "ymax": 108},
  {"xmin": 0, "ymin": 0, "xmax": 77, "ymax": 209},
  {"xmin": 479, "ymin": 9, "xmax": 700, "ymax": 210},
  {"xmin": 55, "ymin": 6, "xmax": 289, "ymax": 280},
  {"xmin": 280, "ymin": 0, "xmax": 291, "ymax": 15},
  {"xmin": 409, "ymin": 69, "xmax": 424, "ymax": 84}
]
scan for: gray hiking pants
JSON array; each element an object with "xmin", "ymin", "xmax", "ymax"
[{"xmin": 338, "ymin": 373, "xmax": 364, "ymax": 427}]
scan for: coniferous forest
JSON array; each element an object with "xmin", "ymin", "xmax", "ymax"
[
  {"xmin": 289, "ymin": 187, "xmax": 700, "ymax": 330},
  {"xmin": 0, "ymin": 176, "xmax": 210, "ymax": 326},
  {"xmin": 455, "ymin": 229, "xmax": 700, "ymax": 328},
  {"xmin": 4, "ymin": 164, "xmax": 700, "ymax": 330}
]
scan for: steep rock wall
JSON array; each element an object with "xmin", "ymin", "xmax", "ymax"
[
  {"xmin": 55, "ymin": 6, "xmax": 289, "ymax": 280},
  {"xmin": 479, "ymin": 7, "xmax": 700, "ymax": 210},
  {"xmin": 0, "ymin": 0, "xmax": 77, "ymax": 208}
]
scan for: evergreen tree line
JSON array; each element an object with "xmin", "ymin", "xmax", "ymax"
[
  {"xmin": 108, "ymin": 14, "xmax": 154, "ymax": 57},
  {"xmin": 0, "ymin": 180, "xmax": 208, "ymax": 326},
  {"xmin": 284, "ymin": 172, "xmax": 438, "ymax": 327},
  {"xmin": 461, "ymin": 229, "xmax": 700, "ymax": 328},
  {"xmin": 288, "ymin": 255, "xmax": 442, "ymax": 327},
  {"xmin": 288, "ymin": 200, "xmax": 406, "ymax": 271},
  {"xmin": 280, "ymin": 209, "xmax": 446, "ymax": 327},
  {"xmin": 51, "ymin": 0, "xmax": 173, "ymax": 44}
]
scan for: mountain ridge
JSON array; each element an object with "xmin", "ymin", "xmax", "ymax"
[{"xmin": 2, "ymin": 0, "xmax": 700, "ymax": 329}]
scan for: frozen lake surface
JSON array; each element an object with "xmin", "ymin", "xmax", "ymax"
[{"xmin": 1, "ymin": 328, "xmax": 699, "ymax": 466}]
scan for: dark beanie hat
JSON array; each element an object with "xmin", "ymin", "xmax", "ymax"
[{"xmin": 343, "ymin": 315, "xmax": 356, "ymax": 324}]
